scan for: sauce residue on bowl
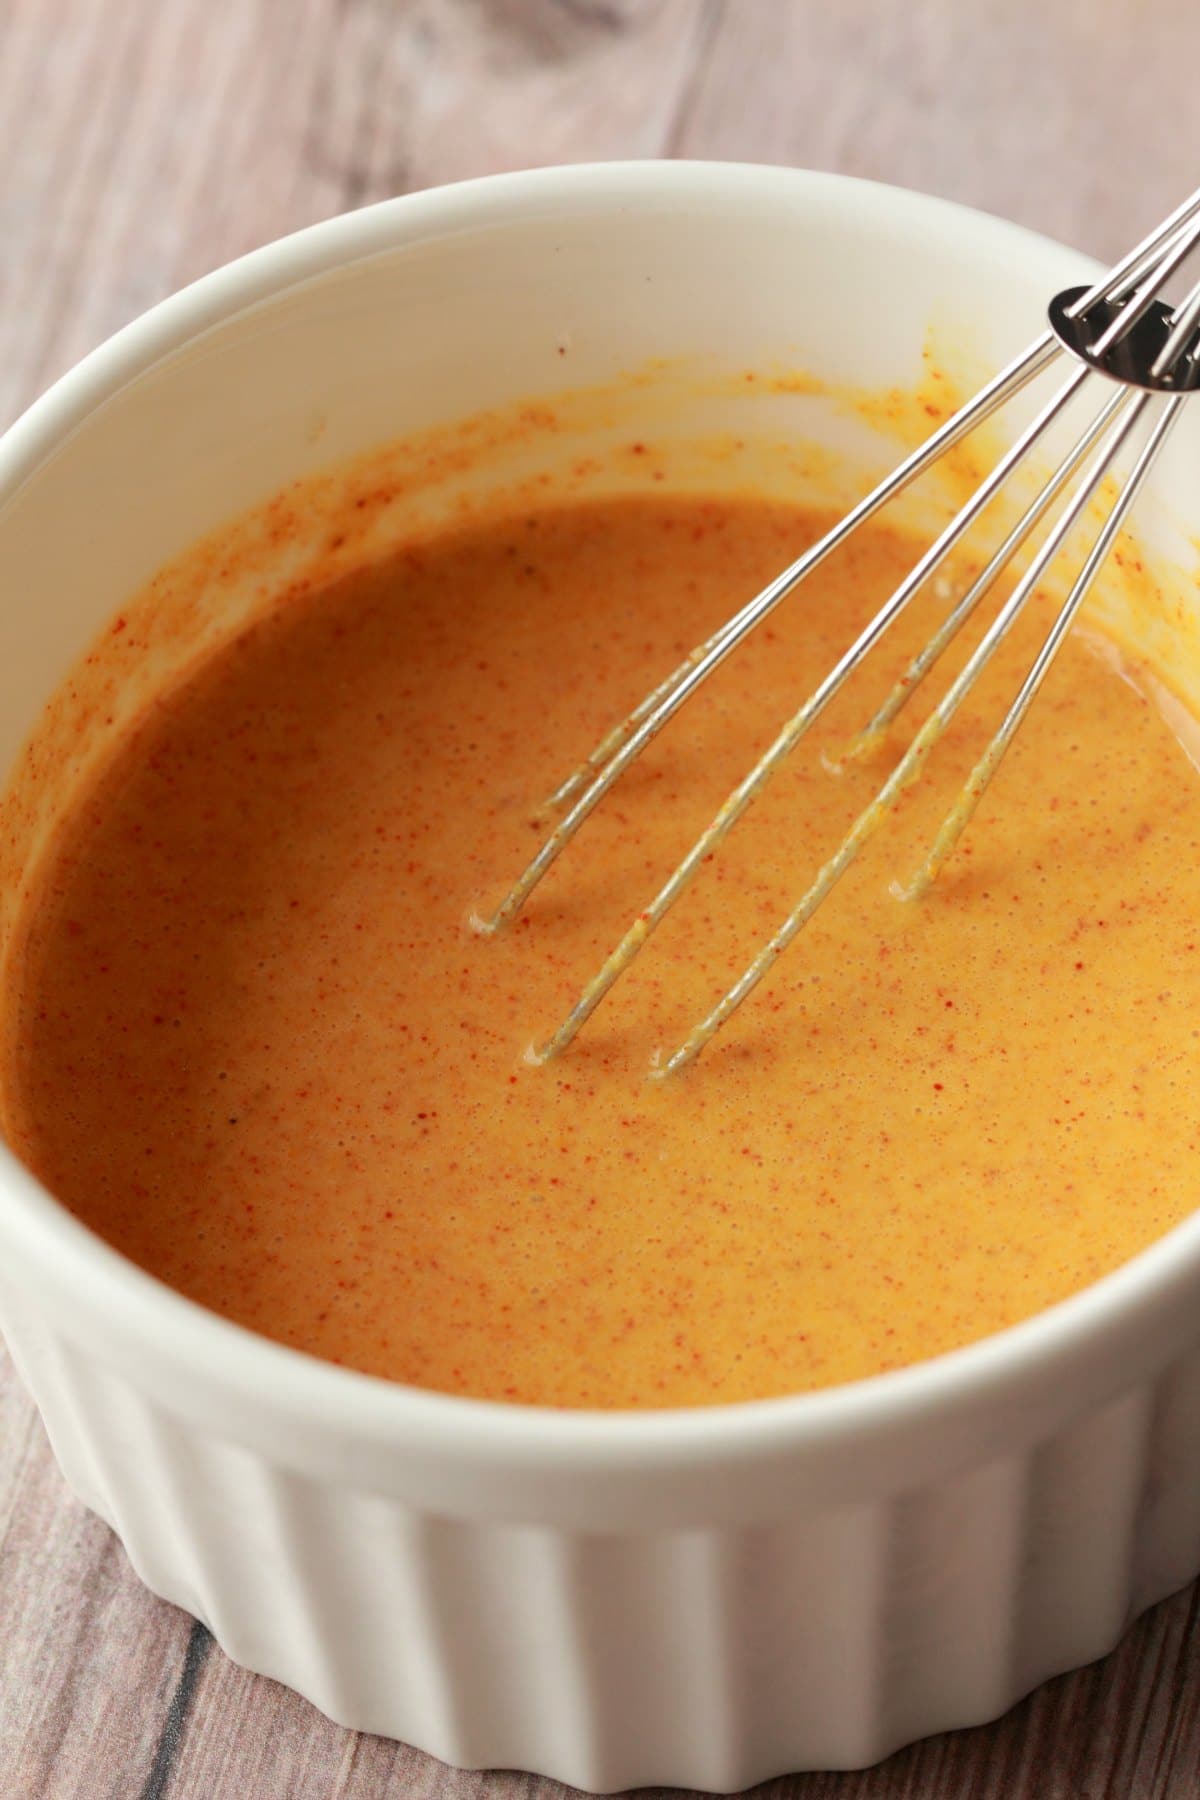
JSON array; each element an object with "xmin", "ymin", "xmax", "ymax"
[{"xmin": 2, "ymin": 471, "xmax": 1199, "ymax": 1407}]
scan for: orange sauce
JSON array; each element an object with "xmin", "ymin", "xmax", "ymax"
[{"xmin": 2, "ymin": 489, "xmax": 1199, "ymax": 1407}]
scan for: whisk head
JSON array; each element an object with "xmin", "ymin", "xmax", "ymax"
[{"xmin": 477, "ymin": 184, "xmax": 1200, "ymax": 1074}]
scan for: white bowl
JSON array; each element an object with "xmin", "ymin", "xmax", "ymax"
[{"xmin": 2, "ymin": 163, "xmax": 1200, "ymax": 1792}]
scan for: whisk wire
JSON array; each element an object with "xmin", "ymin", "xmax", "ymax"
[
  {"xmin": 1091, "ymin": 219, "xmax": 1200, "ymax": 362},
  {"xmin": 531, "ymin": 362, "xmax": 1104, "ymax": 1064},
  {"xmin": 1065, "ymin": 184, "xmax": 1200, "ymax": 320},
  {"xmin": 656, "ymin": 388, "xmax": 1181, "ymax": 1079},
  {"xmin": 485, "ymin": 184, "xmax": 1200, "ymax": 1071},
  {"xmin": 475, "ymin": 333, "xmax": 1060, "ymax": 936},
  {"xmin": 1152, "ymin": 271, "xmax": 1200, "ymax": 380},
  {"xmin": 838, "ymin": 383, "xmax": 1130, "ymax": 762},
  {"xmin": 530, "ymin": 335, "xmax": 1060, "ymax": 819},
  {"xmin": 904, "ymin": 390, "xmax": 1185, "ymax": 901}
]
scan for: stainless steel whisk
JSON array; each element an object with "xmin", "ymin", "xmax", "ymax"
[{"xmin": 477, "ymin": 184, "xmax": 1200, "ymax": 1075}]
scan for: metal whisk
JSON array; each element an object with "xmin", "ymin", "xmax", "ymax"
[{"xmin": 477, "ymin": 184, "xmax": 1200, "ymax": 1075}]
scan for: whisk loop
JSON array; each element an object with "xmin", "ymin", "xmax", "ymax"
[{"xmin": 482, "ymin": 185, "xmax": 1200, "ymax": 1072}]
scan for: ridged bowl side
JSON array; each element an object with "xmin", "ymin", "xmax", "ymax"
[{"xmin": 5, "ymin": 1283, "xmax": 1199, "ymax": 1791}]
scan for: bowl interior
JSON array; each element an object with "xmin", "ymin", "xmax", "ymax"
[{"xmin": 4, "ymin": 163, "xmax": 1200, "ymax": 1514}]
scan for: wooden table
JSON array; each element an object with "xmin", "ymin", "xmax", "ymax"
[{"xmin": 2, "ymin": 2, "xmax": 1199, "ymax": 1794}]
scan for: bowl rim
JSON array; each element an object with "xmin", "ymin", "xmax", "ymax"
[{"xmin": 3, "ymin": 156, "xmax": 1198, "ymax": 1474}]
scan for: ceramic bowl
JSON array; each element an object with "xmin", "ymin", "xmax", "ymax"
[{"xmin": 2, "ymin": 163, "xmax": 1200, "ymax": 1790}]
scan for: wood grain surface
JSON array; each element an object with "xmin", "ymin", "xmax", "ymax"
[{"xmin": 2, "ymin": 2, "xmax": 1200, "ymax": 1795}]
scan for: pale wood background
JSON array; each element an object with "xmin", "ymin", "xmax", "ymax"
[{"xmin": 2, "ymin": 1, "xmax": 1200, "ymax": 1795}]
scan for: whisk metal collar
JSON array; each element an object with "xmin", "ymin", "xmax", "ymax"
[{"xmin": 1050, "ymin": 285, "xmax": 1200, "ymax": 392}]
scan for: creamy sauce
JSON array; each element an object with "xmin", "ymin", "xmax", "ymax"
[{"xmin": 3, "ymin": 492, "xmax": 1199, "ymax": 1407}]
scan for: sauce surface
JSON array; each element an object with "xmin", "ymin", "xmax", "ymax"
[{"xmin": 3, "ymin": 492, "xmax": 1199, "ymax": 1406}]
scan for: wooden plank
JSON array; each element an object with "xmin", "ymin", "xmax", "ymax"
[
  {"xmin": 0, "ymin": 0, "xmax": 716, "ymax": 426},
  {"xmin": 4, "ymin": 0, "xmax": 1200, "ymax": 1794},
  {"xmin": 674, "ymin": 0, "xmax": 1199, "ymax": 263},
  {"xmin": 0, "ymin": 1352, "xmax": 194, "ymax": 1799}
]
